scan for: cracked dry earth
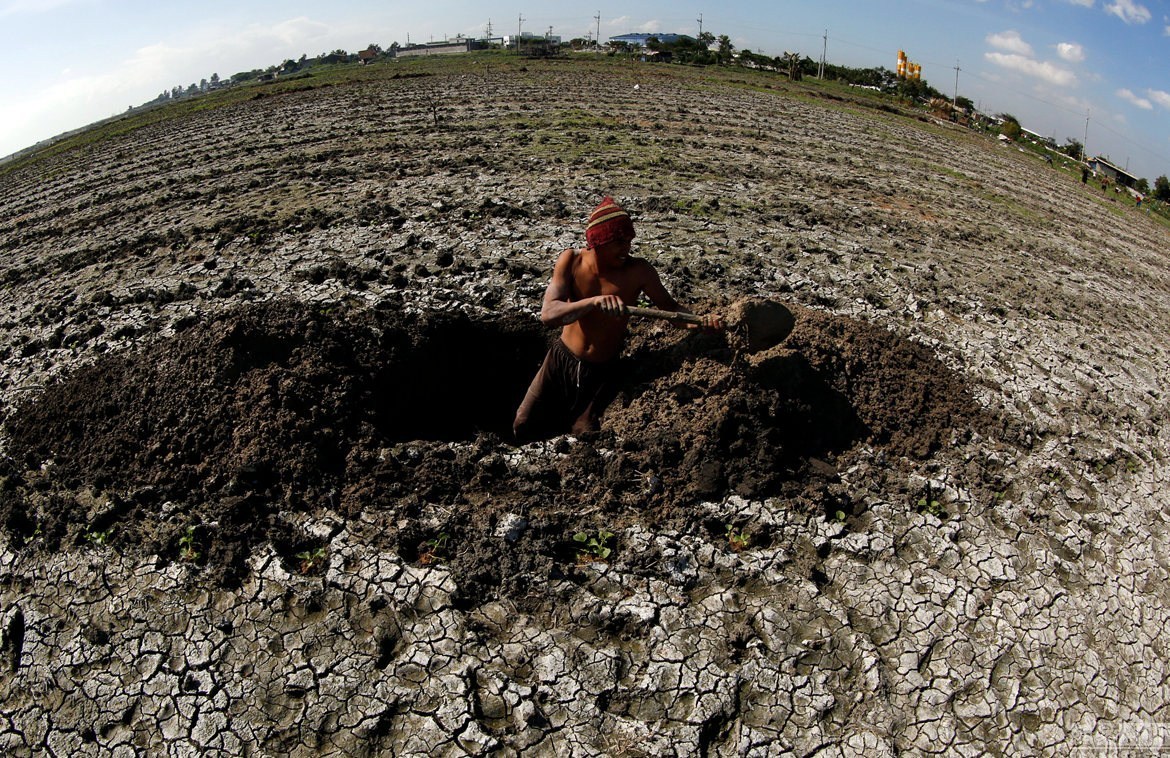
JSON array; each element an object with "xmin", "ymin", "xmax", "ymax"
[{"xmin": 0, "ymin": 58, "xmax": 1168, "ymax": 756}]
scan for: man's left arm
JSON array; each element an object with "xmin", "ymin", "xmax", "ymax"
[{"xmin": 638, "ymin": 262, "xmax": 723, "ymax": 330}]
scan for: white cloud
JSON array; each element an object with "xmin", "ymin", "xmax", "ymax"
[
  {"xmin": 1044, "ymin": 91, "xmax": 1091, "ymax": 112},
  {"xmin": 0, "ymin": 15, "xmax": 346, "ymax": 157},
  {"xmin": 1105, "ymin": 0, "xmax": 1152, "ymax": 23},
  {"xmin": 1065, "ymin": 0, "xmax": 1094, "ymax": 6},
  {"xmin": 1117, "ymin": 88, "xmax": 1153, "ymax": 109},
  {"xmin": 986, "ymin": 30, "xmax": 1034, "ymax": 56},
  {"xmin": 1056, "ymin": 42, "xmax": 1085, "ymax": 62},
  {"xmin": 984, "ymin": 52, "xmax": 1077, "ymax": 86},
  {"xmin": 1149, "ymin": 89, "xmax": 1170, "ymax": 109},
  {"xmin": 0, "ymin": 0, "xmax": 91, "ymax": 17}
]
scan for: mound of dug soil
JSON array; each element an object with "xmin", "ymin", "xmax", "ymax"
[{"xmin": 0, "ymin": 299, "xmax": 984, "ymax": 602}]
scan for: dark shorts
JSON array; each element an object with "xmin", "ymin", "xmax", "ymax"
[{"xmin": 513, "ymin": 339, "xmax": 621, "ymax": 442}]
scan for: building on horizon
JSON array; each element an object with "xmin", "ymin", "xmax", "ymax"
[{"xmin": 608, "ymin": 33, "xmax": 693, "ymax": 48}]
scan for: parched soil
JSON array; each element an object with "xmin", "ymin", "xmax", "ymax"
[{"xmin": 1, "ymin": 55, "xmax": 1168, "ymax": 755}]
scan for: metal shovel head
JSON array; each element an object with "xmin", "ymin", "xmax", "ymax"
[{"xmin": 728, "ymin": 298, "xmax": 796, "ymax": 353}]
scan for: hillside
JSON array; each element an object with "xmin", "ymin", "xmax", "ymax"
[{"xmin": 0, "ymin": 54, "xmax": 1168, "ymax": 755}]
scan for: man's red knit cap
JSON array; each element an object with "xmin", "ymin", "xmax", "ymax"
[{"xmin": 585, "ymin": 196, "xmax": 636, "ymax": 248}]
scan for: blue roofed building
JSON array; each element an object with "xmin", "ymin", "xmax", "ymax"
[{"xmin": 608, "ymin": 33, "xmax": 694, "ymax": 48}]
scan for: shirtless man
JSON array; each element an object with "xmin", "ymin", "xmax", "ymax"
[{"xmin": 513, "ymin": 197, "xmax": 723, "ymax": 441}]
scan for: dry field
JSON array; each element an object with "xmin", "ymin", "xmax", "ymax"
[{"xmin": 0, "ymin": 55, "xmax": 1168, "ymax": 755}]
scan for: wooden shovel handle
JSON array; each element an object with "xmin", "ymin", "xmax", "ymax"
[{"xmin": 625, "ymin": 306, "xmax": 706, "ymax": 325}]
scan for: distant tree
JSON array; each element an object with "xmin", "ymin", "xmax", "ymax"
[
  {"xmin": 1136, "ymin": 177, "xmax": 1150, "ymax": 194},
  {"xmin": 698, "ymin": 31, "xmax": 715, "ymax": 48},
  {"xmin": 171, "ymin": 85, "xmax": 182, "ymax": 99},
  {"xmin": 717, "ymin": 34, "xmax": 734, "ymax": 63},
  {"xmin": 895, "ymin": 77, "xmax": 938, "ymax": 102},
  {"xmin": 954, "ymin": 95, "xmax": 974, "ymax": 113},
  {"xmin": 319, "ymin": 49, "xmax": 350, "ymax": 64},
  {"xmin": 998, "ymin": 113, "xmax": 1022, "ymax": 141},
  {"xmin": 367, "ymin": 43, "xmax": 383, "ymax": 54},
  {"xmin": 210, "ymin": 73, "xmax": 219, "ymax": 86},
  {"xmin": 1061, "ymin": 138, "xmax": 1083, "ymax": 159},
  {"xmin": 738, "ymin": 48, "xmax": 772, "ymax": 69},
  {"xmin": 1155, "ymin": 175, "xmax": 1170, "ymax": 202}
]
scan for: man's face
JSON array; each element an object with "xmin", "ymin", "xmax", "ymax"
[{"xmin": 595, "ymin": 237, "xmax": 632, "ymax": 267}]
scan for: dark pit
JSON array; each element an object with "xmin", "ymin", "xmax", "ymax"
[{"xmin": 0, "ymin": 299, "xmax": 987, "ymax": 600}]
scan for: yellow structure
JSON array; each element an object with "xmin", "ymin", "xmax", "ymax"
[{"xmin": 896, "ymin": 50, "xmax": 921, "ymax": 81}]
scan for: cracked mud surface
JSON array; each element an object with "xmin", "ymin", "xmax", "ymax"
[{"xmin": 0, "ymin": 57, "xmax": 1168, "ymax": 755}]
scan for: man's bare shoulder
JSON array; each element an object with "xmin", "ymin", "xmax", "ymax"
[{"xmin": 622, "ymin": 256, "xmax": 660, "ymax": 278}]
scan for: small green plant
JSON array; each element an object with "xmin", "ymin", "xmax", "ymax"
[
  {"xmin": 84, "ymin": 528, "xmax": 112, "ymax": 547},
  {"xmin": 917, "ymin": 495, "xmax": 947, "ymax": 519},
  {"xmin": 833, "ymin": 510, "xmax": 847, "ymax": 523},
  {"xmin": 295, "ymin": 546, "xmax": 328, "ymax": 575},
  {"xmin": 573, "ymin": 529, "xmax": 614, "ymax": 562},
  {"xmin": 178, "ymin": 526, "xmax": 200, "ymax": 562},
  {"xmin": 418, "ymin": 532, "xmax": 450, "ymax": 565},
  {"xmin": 725, "ymin": 524, "xmax": 751, "ymax": 552}
]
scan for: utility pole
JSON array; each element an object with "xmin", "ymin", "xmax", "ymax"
[
  {"xmin": 595, "ymin": 11, "xmax": 601, "ymax": 49},
  {"xmin": 953, "ymin": 60, "xmax": 960, "ymax": 111},
  {"xmin": 819, "ymin": 29, "xmax": 827, "ymax": 79},
  {"xmin": 486, "ymin": 18, "xmax": 493, "ymax": 39},
  {"xmin": 1083, "ymin": 109, "xmax": 1090, "ymax": 163},
  {"xmin": 518, "ymin": 14, "xmax": 524, "ymax": 55},
  {"xmin": 697, "ymin": 13, "xmax": 703, "ymax": 39}
]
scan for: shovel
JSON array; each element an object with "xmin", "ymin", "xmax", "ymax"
[{"xmin": 626, "ymin": 298, "xmax": 795, "ymax": 354}]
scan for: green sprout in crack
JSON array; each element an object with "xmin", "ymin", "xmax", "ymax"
[
  {"xmin": 917, "ymin": 495, "xmax": 948, "ymax": 520},
  {"xmin": 178, "ymin": 526, "xmax": 200, "ymax": 562},
  {"xmin": 20, "ymin": 522, "xmax": 42, "ymax": 547},
  {"xmin": 84, "ymin": 528, "xmax": 112, "ymax": 547},
  {"xmin": 418, "ymin": 532, "xmax": 450, "ymax": 566},
  {"xmin": 295, "ymin": 546, "xmax": 328, "ymax": 575},
  {"xmin": 573, "ymin": 529, "xmax": 614, "ymax": 563},
  {"xmin": 725, "ymin": 524, "xmax": 751, "ymax": 552}
]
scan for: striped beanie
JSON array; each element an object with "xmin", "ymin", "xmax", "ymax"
[{"xmin": 585, "ymin": 196, "xmax": 635, "ymax": 248}]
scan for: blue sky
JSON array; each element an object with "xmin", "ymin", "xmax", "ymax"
[{"xmin": 2, "ymin": 0, "xmax": 1168, "ymax": 181}]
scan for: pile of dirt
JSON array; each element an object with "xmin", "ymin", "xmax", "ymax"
[{"xmin": 0, "ymin": 299, "xmax": 986, "ymax": 603}]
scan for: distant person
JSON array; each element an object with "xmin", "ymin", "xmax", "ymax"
[
  {"xmin": 1082, "ymin": 167, "xmax": 1090, "ymax": 184},
  {"xmin": 513, "ymin": 197, "xmax": 723, "ymax": 441}
]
